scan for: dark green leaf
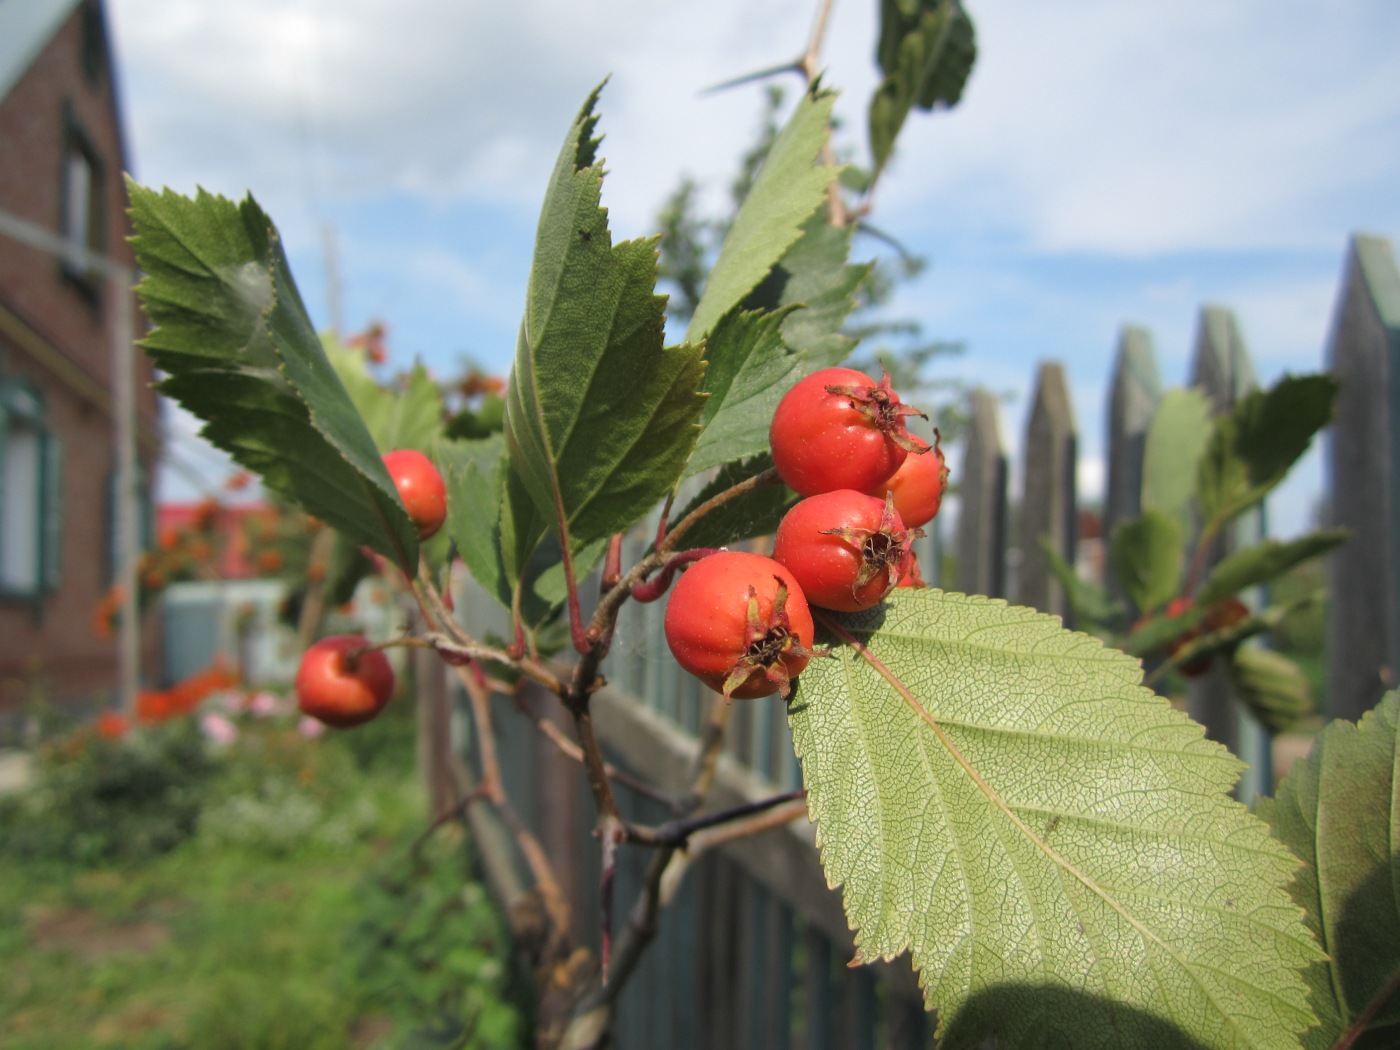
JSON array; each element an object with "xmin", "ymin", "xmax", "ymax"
[
  {"xmin": 1228, "ymin": 646, "xmax": 1314, "ymax": 735},
  {"xmin": 793, "ymin": 591, "xmax": 1321, "ymax": 1046},
  {"xmin": 1257, "ymin": 691, "xmax": 1400, "ymax": 1049},
  {"xmin": 1195, "ymin": 530, "xmax": 1349, "ymax": 608},
  {"xmin": 1197, "ymin": 374, "xmax": 1339, "ymax": 528},
  {"xmin": 686, "ymin": 308, "xmax": 802, "ymax": 478},
  {"xmin": 670, "ymin": 456, "xmax": 795, "ymax": 551},
  {"xmin": 1108, "ymin": 510, "xmax": 1184, "ymax": 614},
  {"xmin": 504, "ymin": 85, "xmax": 707, "ymax": 557},
  {"xmin": 869, "ymin": 0, "xmax": 976, "ymax": 175},
  {"xmin": 128, "ymin": 182, "xmax": 419, "ymax": 573},
  {"xmin": 685, "ymin": 91, "xmax": 839, "ymax": 342}
]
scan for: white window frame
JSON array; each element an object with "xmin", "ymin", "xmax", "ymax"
[{"xmin": 0, "ymin": 379, "xmax": 63, "ymax": 599}]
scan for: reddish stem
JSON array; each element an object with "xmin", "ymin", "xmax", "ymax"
[{"xmin": 631, "ymin": 548, "xmax": 723, "ymax": 603}]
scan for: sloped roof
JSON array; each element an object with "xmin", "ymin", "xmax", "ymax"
[{"xmin": 0, "ymin": 0, "xmax": 85, "ymax": 102}]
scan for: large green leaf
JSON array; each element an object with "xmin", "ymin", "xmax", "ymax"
[
  {"xmin": 790, "ymin": 590, "xmax": 1322, "ymax": 1048},
  {"xmin": 1197, "ymin": 374, "xmax": 1338, "ymax": 529},
  {"xmin": 684, "ymin": 91, "xmax": 839, "ymax": 343},
  {"xmin": 128, "ymin": 182, "xmax": 419, "ymax": 573},
  {"xmin": 1108, "ymin": 510, "xmax": 1184, "ymax": 614},
  {"xmin": 869, "ymin": 0, "xmax": 976, "ymax": 175},
  {"xmin": 1195, "ymin": 531, "xmax": 1348, "ymax": 608},
  {"xmin": 686, "ymin": 307, "xmax": 803, "ymax": 478},
  {"xmin": 1142, "ymin": 386, "xmax": 1213, "ymax": 527},
  {"xmin": 1257, "ymin": 691, "xmax": 1400, "ymax": 1049},
  {"xmin": 504, "ymin": 85, "xmax": 707, "ymax": 555}
]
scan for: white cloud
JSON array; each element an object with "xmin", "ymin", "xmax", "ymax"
[{"xmin": 878, "ymin": 0, "xmax": 1400, "ymax": 255}]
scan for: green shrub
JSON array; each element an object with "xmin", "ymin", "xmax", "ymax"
[
  {"xmin": 348, "ymin": 829, "xmax": 526, "ymax": 1048},
  {"xmin": 0, "ymin": 721, "xmax": 215, "ymax": 865}
]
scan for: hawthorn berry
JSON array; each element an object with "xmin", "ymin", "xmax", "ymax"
[
  {"xmin": 864, "ymin": 431, "xmax": 949, "ymax": 528},
  {"xmin": 295, "ymin": 634, "xmax": 395, "ymax": 728},
  {"xmin": 663, "ymin": 551, "xmax": 818, "ymax": 700},
  {"xmin": 772, "ymin": 490, "xmax": 922, "ymax": 612},
  {"xmin": 769, "ymin": 368, "xmax": 927, "ymax": 497},
  {"xmin": 382, "ymin": 449, "xmax": 448, "ymax": 540}
]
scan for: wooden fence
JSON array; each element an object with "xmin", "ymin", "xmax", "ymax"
[{"xmin": 454, "ymin": 231, "xmax": 1400, "ymax": 1048}]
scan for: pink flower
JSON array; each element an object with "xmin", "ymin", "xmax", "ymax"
[
  {"xmin": 297, "ymin": 716, "xmax": 326, "ymax": 739},
  {"xmin": 246, "ymin": 691, "xmax": 282, "ymax": 718},
  {"xmin": 199, "ymin": 712, "xmax": 239, "ymax": 746}
]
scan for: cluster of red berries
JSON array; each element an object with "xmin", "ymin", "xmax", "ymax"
[
  {"xmin": 294, "ymin": 449, "xmax": 448, "ymax": 728},
  {"xmin": 665, "ymin": 367, "xmax": 949, "ymax": 703}
]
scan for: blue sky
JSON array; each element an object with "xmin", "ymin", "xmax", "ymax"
[{"xmin": 107, "ymin": 0, "xmax": 1400, "ymax": 537}]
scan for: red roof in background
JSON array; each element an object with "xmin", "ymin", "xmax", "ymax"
[{"xmin": 157, "ymin": 501, "xmax": 276, "ymax": 580}]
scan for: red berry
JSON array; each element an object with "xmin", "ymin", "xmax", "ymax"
[
  {"xmin": 295, "ymin": 634, "xmax": 395, "ymax": 727},
  {"xmin": 769, "ymin": 368, "xmax": 926, "ymax": 497},
  {"xmin": 864, "ymin": 431, "xmax": 948, "ymax": 527},
  {"xmin": 663, "ymin": 551, "xmax": 818, "ymax": 700},
  {"xmin": 772, "ymin": 490, "xmax": 922, "ymax": 612},
  {"xmin": 381, "ymin": 449, "xmax": 447, "ymax": 540}
]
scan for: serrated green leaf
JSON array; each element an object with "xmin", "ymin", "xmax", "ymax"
[
  {"xmin": 128, "ymin": 182, "xmax": 419, "ymax": 573},
  {"xmin": 1228, "ymin": 646, "xmax": 1313, "ymax": 735},
  {"xmin": 870, "ymin": 0, "xmax": 976, "ymax": 175},
  {"xmin": 1142, "ymin": 387, "xmax": 1213, "ymax": 526},
  {"xmin": 790, "ymin": 590, "xmax": 1322, "ymax": 1048},
  {"xmin": 686, "ymin": 308, "xmax": 803, "ymax": 478},
  {"xmin": 1257, "ymin": 691, "xmax": 1400, "ymax": 1049},
  {"xmin": 685, "ymin": 91, "xmax": 839, "ymax": 343},
  {"xmin": 1109, "ymin": 510, "xmax": 1184, "ymax": 614},
  {"xmin": 669, "ymin": 456, "xmax": 796, "ymax": 551},
  {"xmin": 1198, "ymin": 374, "xmax": 1338, "ymax": 529},
  {"xmin": 504, "ymin": 85, "xmax": 707, "ymax": 553},
  {"xmin": 1195, "ymin": 531, "xmax": 1349, "ymax": 608}
]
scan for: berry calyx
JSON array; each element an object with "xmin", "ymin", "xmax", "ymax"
[
  {"xmin": 663, "ymin": 551, "xmax": 820, "ymax": 701},
  {"xmin": 295, "ymin": 634, "xmax": 395, "ymax": 728},
  {"xmin": 772, "ymin": 490, "xmax": 923, "ymax": 611},
  {"xmin": 381, "ymin": 449, "xmax": 448, "ymax": 540}
]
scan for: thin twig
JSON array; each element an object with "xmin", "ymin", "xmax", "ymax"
[
  {"xmin": 627, "ymin": 789, "xmax": 807, "ymax": 847},
  {"xmin": 658, "ymin": 466, "xmax": 782, "ymax": 557}
]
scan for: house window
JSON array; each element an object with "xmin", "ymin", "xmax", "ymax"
[
  {"xmin": 80, "ymin": 0, "xmax": 105, "ymax": 84},
  {"xmin": 59, "ymin": 117, "xmax": 104, "ymax": 293},
  {"xmin": 0, "ymin": 381, "xmax": 63, "ymax": 598}
]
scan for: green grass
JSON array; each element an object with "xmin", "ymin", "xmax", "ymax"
[{"xmin": 0, "ymin": 709, "xmax": 524, "ymax": 1050}]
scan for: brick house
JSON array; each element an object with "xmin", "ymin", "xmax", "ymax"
[{"xmin": 0, "ymin": 0, "xmax": 162, "ymax": 723}]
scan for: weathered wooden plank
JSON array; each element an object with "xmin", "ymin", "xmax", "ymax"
[
  {"xmin": 1326, "ymin": 233, "xmax": 1400, "ymax": 722},
  {"xmin": 1017, "ymin": 361, "xmax": 1078, "ymax": 620},
  {"xmin": 1103, "ymin": 326, "xmax": 1162, "ymax": 595},
  {"xmin": 954, "ymin": 389, "xmax": 1008, "ymax": 598}
]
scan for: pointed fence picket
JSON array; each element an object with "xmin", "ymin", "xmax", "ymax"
[{"xmin": 449, "ymin": 231, "xmax": 1396, "ymax": 1048}]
